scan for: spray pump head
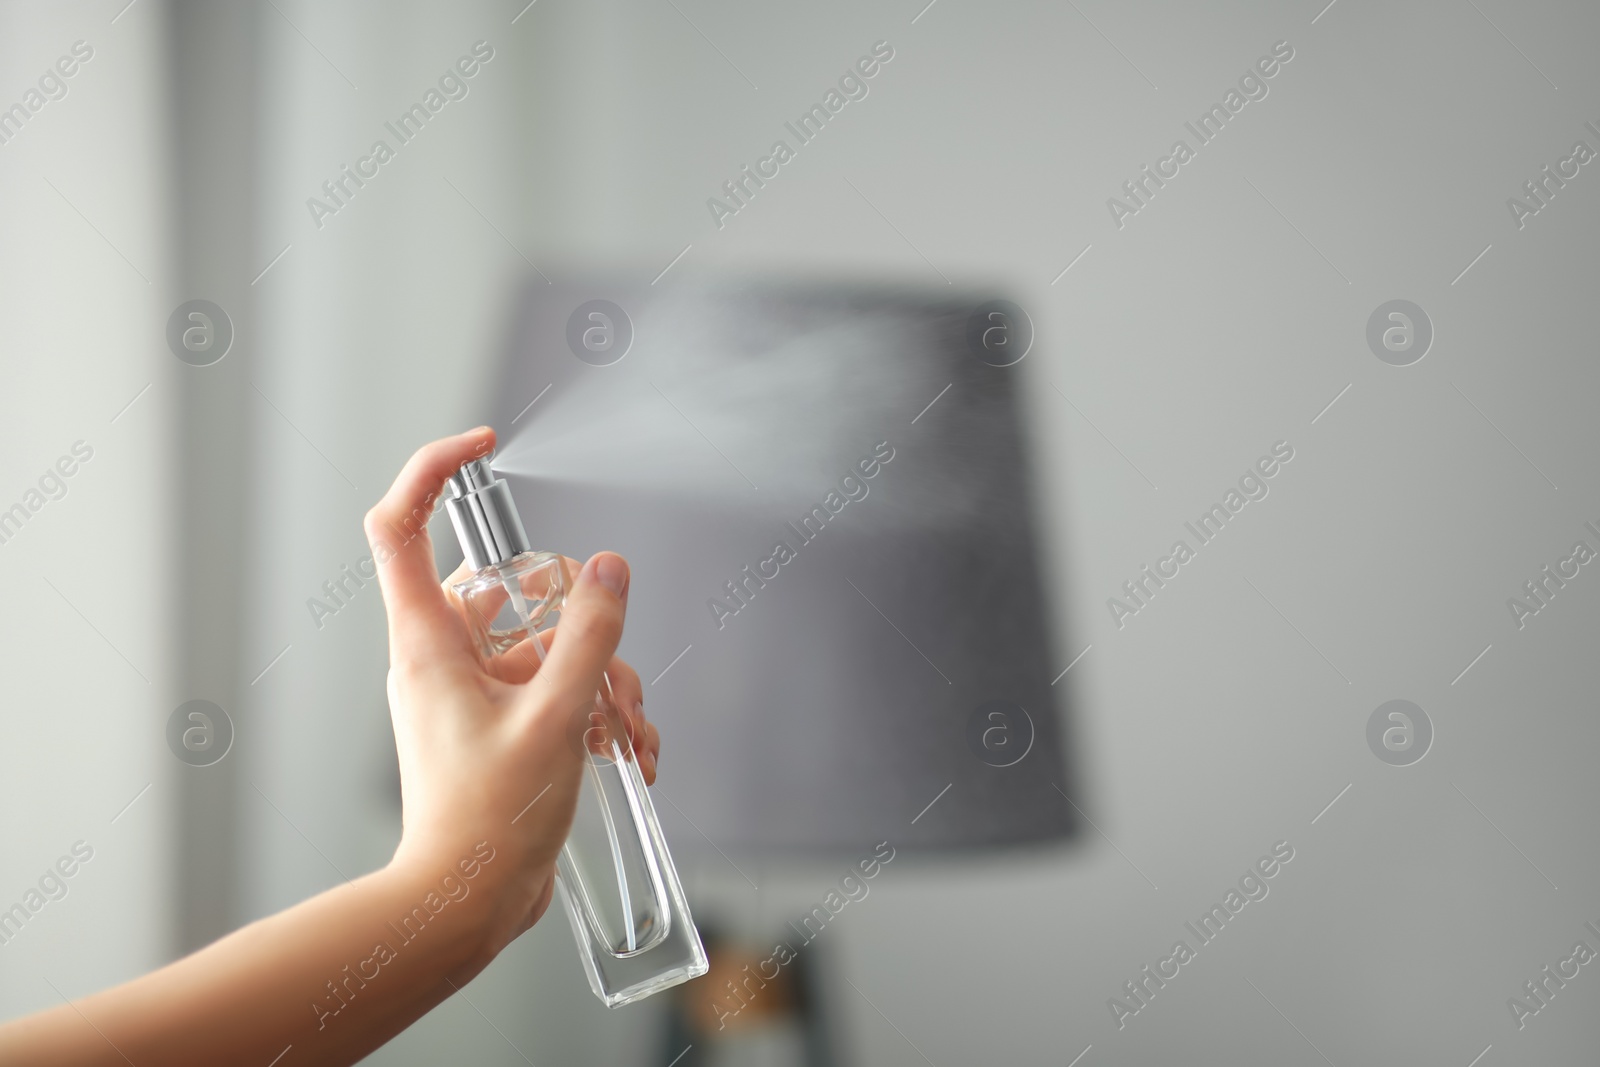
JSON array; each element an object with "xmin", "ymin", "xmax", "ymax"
[{"xmin": 444, "ymin": 455, "xmax": 531, "ymax": 572}]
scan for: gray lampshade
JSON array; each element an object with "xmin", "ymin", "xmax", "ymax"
[{"xmin": 484, "ymin": 275, "xmax": 1078, "ymax": 856}]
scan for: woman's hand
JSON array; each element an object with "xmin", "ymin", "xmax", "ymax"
[
  {"xmin": 365, "ymin": 426, "xmax": 656, "ymax": 965},
  {"xmin": 0, "ymin": 426, "xmax": 666, "ymax": 1067}
]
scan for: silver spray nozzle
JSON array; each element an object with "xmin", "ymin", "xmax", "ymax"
[{"xmin": 445, "ymin": 454, "xmax": 531, "ymax": 572}]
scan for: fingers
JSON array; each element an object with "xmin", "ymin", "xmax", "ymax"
[
  {"xmin": 483, "ymin": 630, "xmax": 552, "ymax": 686},
  {"xmin": 447, "ymin": 556, "xmax": 579, "ymax": 668},
  {"xmin": 604, "ymin": 658, "xmax": 644, "ymax": 749},
  {"xmin": 525, "ymin": 552, "xmax": 629, "ymax": 715},
  {"xmin": 489, "ymin": 629, "xmax": 656, "ymax": 774},
  {"xmin": 366, "ymin": 427, "xmax": 494, "ymax": 658},
  {"xmin": 492, "ymin": 550, "xmax": 659, "ymax": 780},
  {"xmin": 594, "ymin": 669, "xmax": 657, "ymax": 782},
  {"xmin": 441, "ymin": 558, "xmax": 476, "ymax": 603},
  {"xmin": 639, "ymin": 716, "xmax": 660, "ymax": 784}
]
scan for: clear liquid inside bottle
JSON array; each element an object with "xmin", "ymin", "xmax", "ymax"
[{"xmin": 453, "ymin": 550, "xmax": 709, "ymax": 1005}]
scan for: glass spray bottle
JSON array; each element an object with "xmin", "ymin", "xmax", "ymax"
[{"xmin": 444, "ymin": 456, "xmax": 708, "ymax": 1007}]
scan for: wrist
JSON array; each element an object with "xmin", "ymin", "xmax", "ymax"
[{"xmin": 382, "ymin": 838, "xmax": 508, "ymax": 980}]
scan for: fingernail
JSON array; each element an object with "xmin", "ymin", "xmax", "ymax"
[
  {"xmin": 633, "ymin": 700, "xmax": 645, "ymax": 722},
  {"xmin": 585, "ymin": 553, "xmax": 629, "ymax": 598}
]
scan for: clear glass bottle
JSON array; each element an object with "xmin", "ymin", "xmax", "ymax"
[{"xmin": 445, "ymin": 457, "xmax": 708, "ymax": 1007}]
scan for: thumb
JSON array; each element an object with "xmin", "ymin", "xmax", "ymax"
[{"xmin": 531, "ymin": 552, "xmax": 630, "ymax": 713}]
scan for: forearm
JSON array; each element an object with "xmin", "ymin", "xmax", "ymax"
[
  {"xmin": 0, "ymin": 848, "xmax": 500, "ymax": 1067},
  {"xmin": 0, "ymin": 430, "xmax": 640, "ymax": 1064}
]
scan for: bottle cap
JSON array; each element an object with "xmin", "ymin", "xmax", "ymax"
[{"xmin": 444, "ymin": 454, "xmax": 531, "ymax": 571}]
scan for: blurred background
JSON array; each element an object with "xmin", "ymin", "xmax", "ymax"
[{"xmin": 3, "ymin": 0, "xmax": 1599, "ymax": 1063}]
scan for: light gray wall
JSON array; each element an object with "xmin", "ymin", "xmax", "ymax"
[{"xmin": 0, "ymin": 0, "xmax": 175, "ymax": 1014}]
